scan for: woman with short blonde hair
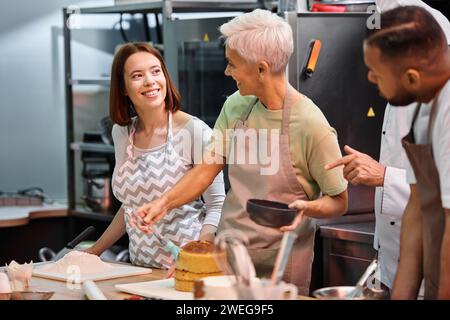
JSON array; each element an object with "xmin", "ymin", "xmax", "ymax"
[
  {"xmin": 220, "ymin": 8, "xmax": 293, "ymax": 73},
  {"xmin": 135, "ymin": 10, "xmax": 348, "ymax": 295}
]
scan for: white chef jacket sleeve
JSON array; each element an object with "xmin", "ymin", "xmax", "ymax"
[
  {"xmin": 381, "ymin": 166, "xmax": 410, "ymax": 217},
  {"xmin": 435, "ymin": 92, "xmax": 450, "ymax": 209}
]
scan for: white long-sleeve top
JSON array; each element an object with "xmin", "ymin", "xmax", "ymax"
[{"xmin": 112, "ymin": 116, "xmax": 225, "ymax": 227}]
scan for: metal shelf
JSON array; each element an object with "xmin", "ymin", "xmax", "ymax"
[
  {"xmin": 70, "ymin": 142, "xmax": 115, "ymax": 154},
  {"xmin": 69, "ymin": 78, "xmax": 111, "ymax": 86},
  {"xmin": 70, "ymin": 209, "xmax": 114, "ymax": 222},
  {"xmin": 78, "ymin": 1, "xmax": 260, "ymax": 15}
]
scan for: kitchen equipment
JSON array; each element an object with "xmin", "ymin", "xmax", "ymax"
[
  {"xmin": 54, "ymin": 226, "xmax": 96, "ymax": 261},
  {"xmin": 278, "ymin": 0, "xmax": 298, "ymax": 13},
  {"xmin": 236, "ymin": 278, "xmax": 298, "ymax": 300},
  {"xmin": 201, "ymin": 275, "xmax": 238, "ymax": 300},
  {"xmin": 0, "ymin": 293, "xmax": 11, "ymax": 300},
  {"xmin": 81, "ymin": 132, "xmax": 119, "ymax": 214},
  {"xmin": 10, "ymin": 290, "xmax": 54, "ymax": 300},
  {"xmin": 82, "ymin": 176, "xmax": 112, "ymax": 214},
  {"xmin": 288, "ymin": 12, "xmax": 386, "ymax": 214},
  {"xmin": 302, "ymin": 39, "xmax": 322, "ymax": 79},
  {"xmin": 313, "ymin": 285, "xmax": 387, "ymax": 300},
  {"xmin": 312, "ymin": 259, "xmax": 383, "ymax": 299},
  {"xmin": 38, "ymin": 226, "xmax": 95, "ymax": 262},
  {"xmin": 116, "ymin": 278, "xmax": 192, "ymax": 300},
  {"xmin": 214, "ymin": 230, "xmax": 256, "ymax": 288},
  {"xmin": 151, "ymin": 228, "xmax": 181, "ymax": 260},
  {"xmin": 246, "ymin": 199, "xmax": 299, "ymax": 285},
  {"xmin": 313, "ymin": 286, "xmax": 364, "ymax": 299},
  {"xmin": 32, "ymin": 262, "xmax": 151, "ymax": 282},
  {"xmin": 83, "ymin": 280, "xmax": 107, "ymax": 300},
  {"xmin": 346, "ymin": 259, "xmax": 378, "ymax": 298},
  {"xmin": 271, "ymin": 231, "xmax": 298, "ymax": 284},
  {"xmin": 0, "ymin": 272, "xmax": 11, "ymax": 298},
  {"xmin": 99, "ymin": 116, "xmax": 114, "ymax": 145},
  {"xmin": 246, "ymin": 199, "xmax": 297, "ymax": 228}
]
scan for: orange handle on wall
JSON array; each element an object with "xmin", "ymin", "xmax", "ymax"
[{"xmin": 304, "ymin": 39, "xmax": 322, "ymax": 78}]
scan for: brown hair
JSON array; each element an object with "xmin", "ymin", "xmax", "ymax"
[
  {"xmin": 109, "ymin": 42, "xmax": 181, "ymax": 126},
  {"xmin": 365, "ymin": 6, "xmax": 447, "ymax": 65}
]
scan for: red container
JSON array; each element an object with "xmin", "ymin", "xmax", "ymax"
[{"xmin": 311, "ymin": 4, "xmax": 347, "ymax": 12}]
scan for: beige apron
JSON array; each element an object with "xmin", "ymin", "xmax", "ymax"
[
  {"xmin": 401, "ymin": 100, "xmax": 445, "ymax": 299},
  {"xmin": 217, "ymin": 84, "xmax": 317, "ymax": 296}
]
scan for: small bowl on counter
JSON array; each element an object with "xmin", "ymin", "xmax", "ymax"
[
  {"xmin": 0, "ymin": 292, "xmax": 12, "ymax": 300},
  {"xmin": 10, "ymin": 291, "xmax": 54, "ymax": 300},
  {"xmin": 312, "ymin": 286, "xmax": 388, "ymax": 300}
]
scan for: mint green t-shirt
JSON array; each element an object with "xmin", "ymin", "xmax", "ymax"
[{"xmin": 209, "ymin": 91, "xmax": 347, "ymax": 200}]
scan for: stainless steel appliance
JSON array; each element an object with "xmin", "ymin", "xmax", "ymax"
[
  {"xmin": 287, "ymin": 12, "xmax": 386, "ymax": 214},
  {"xmin": 80, "ymin": 132, "xmax": 121, "ymax": 214},
  {"xmin": 164, "ymin": 16, "xmax": 238, "ymax": 128}
]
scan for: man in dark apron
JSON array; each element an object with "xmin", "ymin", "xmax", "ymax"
[{"xmin": 363, "ymin": 6, "xmax": 450, "ymax": 299}]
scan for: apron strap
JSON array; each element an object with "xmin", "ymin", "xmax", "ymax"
[
  {"xmin": 281, "ymin": 84, "xmax": 295, "ymax": 136},
  {"xmin": 167, "ymin": 111, "xmax": 174, "ymax": 143},
  {"xmin": 406, "ymin": 103, "xmax": 423, "ymax": 145},
  {"xmin": 240, "ymin": 97, "xmax": 259, "ymax": 123},
  {"xmin": 426, "ymin": 96, "xmax": 440, "ymax": 144},
  {"xmin": 126, "ymin": 118, "xmax": 138, "ymax": 158}
]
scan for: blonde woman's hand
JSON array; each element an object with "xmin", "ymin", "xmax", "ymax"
[
  {"xmin": 280, "ymin": 200, "xmax": 308, "ymax": 232},
  {"xmin": 134, "ymin": 196, "xmax": 170, "ymax": 233}
]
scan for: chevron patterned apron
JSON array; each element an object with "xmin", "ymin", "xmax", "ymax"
[{"xmin": 112, "ymin": 112, "xmax": 203, "ymax": 269}]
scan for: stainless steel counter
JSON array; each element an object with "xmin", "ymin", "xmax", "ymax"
[
  {"xmin": 316, "ymin": 215, "xmax": 376, "ymax": 287},
  {"xmin": 320, "ymin": 220, "xmax": 375, "ymax": 244}
]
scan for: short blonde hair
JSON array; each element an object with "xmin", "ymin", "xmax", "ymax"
[{"xmin": 220, "ymin": 9, "xmax": 293, "ymax": 73}]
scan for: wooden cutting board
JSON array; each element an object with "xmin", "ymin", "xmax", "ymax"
[
  {"xmin": 32, "ymin": 262, "xmax": 152, "ymax": 282},
  {"xmin": 115, "ymin": 279, "xmax": 193, "ymax": 300}
]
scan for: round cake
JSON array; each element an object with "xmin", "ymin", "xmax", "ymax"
[{"xmin": 174, "ymin": 241, "xmax": 225, "ymax": 292}]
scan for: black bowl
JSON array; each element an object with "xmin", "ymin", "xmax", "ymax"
[{"xmin": 246, "ymin": 199, "xmax": 297, "ymax": 228}]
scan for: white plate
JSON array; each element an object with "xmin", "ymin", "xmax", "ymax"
[
  {"xmin": 32, "ymin": 262, "xmax": 151, "ymax": 282},
  {"xmin": 115, "ymin": 278, "xmax": 193, "ymax": 300}
]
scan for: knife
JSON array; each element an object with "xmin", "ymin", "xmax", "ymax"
[{"xmin": 54, "ymin": 226, "xmax": 96, "ymax": 260}]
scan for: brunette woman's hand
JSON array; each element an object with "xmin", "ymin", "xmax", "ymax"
[{"xmin": 134, "ymin": 196, "xmax": 170, "ymax": 233}]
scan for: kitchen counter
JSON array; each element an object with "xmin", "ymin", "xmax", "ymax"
[
  {"xmin": 0, "ymin": 204, "xmax": 67, "ymax": 228},
  {"xmin": 318, "ymin": 218, "xmax": 377, "ymax": 287},
  {"xmin": 29, "ymin": 268, "xmax": 167, "ymax": 300},
  {"xmin": 320, "ymin": 220, "xmax": 375, "ymax": 244},
  {"xmin": 27, "ymin": 268, "xmax": 314, "ymax": 300}
]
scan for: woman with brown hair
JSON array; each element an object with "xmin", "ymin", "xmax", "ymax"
[{"xmin": 86, "ymin": 43, "xmax": 225, "ymax": 269}]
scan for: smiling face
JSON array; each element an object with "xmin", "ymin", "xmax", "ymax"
[
  {"xmin": 363, "ymin": 43, "xmax": 418, "ymax": 106},
  {"xmin": 224, "ymin": 46, "xmax": 260, "ymax": 96},
  {"xmin": 123, "ymin": 51, "xmax": 167, "ymax": 112}
]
